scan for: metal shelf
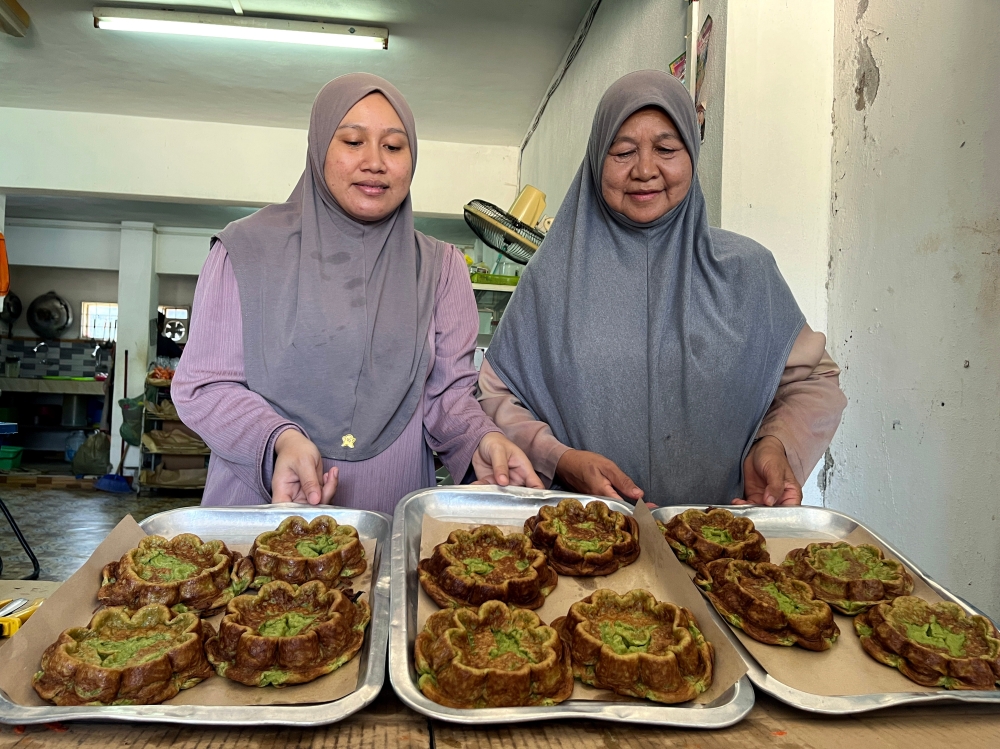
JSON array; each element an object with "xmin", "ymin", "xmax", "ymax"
[{"xmin": 471, "ymin": 283, "xmax": 517, "ymax": 293}]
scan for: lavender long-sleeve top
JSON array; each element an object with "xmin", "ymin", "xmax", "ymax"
[{"xmin": 172, "ymin": 240, "xmax": 499, "ymax": 514}]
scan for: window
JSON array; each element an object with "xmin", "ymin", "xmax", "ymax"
[{"xmin": 81, "ymin": 302, "xmax": 118, "ymax": 341}]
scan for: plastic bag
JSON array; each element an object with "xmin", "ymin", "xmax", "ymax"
[
  {"xmin": 72, "ymin": 432, "xmax": 111, "ymax": 476},
  {"xmin": 118, "ymin": 395, "xmax": 143, "ymax": 447}
]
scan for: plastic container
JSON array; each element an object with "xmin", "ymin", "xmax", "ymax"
[
  {"xmin": 64, "ymin": 430, "xmax": 87, "ymax": 462},
  {"xmin": 470, "ymin": 272, "xmax": 518, "ymax": 286},
  {"xmin": 0, "ymin": 446, "xmax": 23, "ymax": 471}
]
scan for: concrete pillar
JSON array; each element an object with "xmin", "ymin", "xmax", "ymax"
[{"xmin": 111, "ymin": 221, "xmax": 157, "ymax": 474}]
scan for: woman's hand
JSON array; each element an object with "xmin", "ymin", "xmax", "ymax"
[
  {"xmin": 272, "ymin": 429, "xmax": 338, "ymax": 505},
  {"xmin": 554, "ymin": 449, "xmax": 644, "ymax": 501},
  {"xmin": 470, "ymin": 432, "xmax": 544, "ymax": 489},
  {"xmin": 733, "ymin": 435, "xmax": 802, "ymax": 506}
]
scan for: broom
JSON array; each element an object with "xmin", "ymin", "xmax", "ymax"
[{"xmin": 96, "ymin": 349, "xmax": 133, "ymax": 493}]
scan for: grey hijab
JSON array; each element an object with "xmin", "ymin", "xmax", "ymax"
[
  {"xmin": 220, "ymin": 73, "xmax": 445, "ymax": 460},
  {"xmin": 486, "ymin": 70, "xmax": 804, "ymax": 504}
]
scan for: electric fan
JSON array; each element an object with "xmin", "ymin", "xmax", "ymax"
[{"xmin": 463, "ymin": 185, "xmax": 548, "ymax": 264}]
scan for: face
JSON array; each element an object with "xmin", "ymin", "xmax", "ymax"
[
  {"xmin": 601, "ymin": 107, "xmax": 693, "ymax": 223},
  {"xmin": 323, "ymin": 93, "xmax": 412, "ymax": 222}
]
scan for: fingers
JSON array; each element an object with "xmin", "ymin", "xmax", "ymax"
[
  {"xmin": 487, "ymin": 442, "xmax": 511, "ymax": 486},
  {"xmin": 319, "ymin": 466, "xmax": 339, "ymax": 505},
  {"xmin": 604, "ymin": 463, "xmax": 644, "ymax": 500}
]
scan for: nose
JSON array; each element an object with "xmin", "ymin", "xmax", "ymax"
[
  {"xmin": 360, "ymin": 141, "xmax": 386, "ymax": 174},
  {"xmin": 632, "ymin": 146, "xmax": 657, "ymax": 181}
]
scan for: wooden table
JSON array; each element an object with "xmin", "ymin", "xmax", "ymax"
[{"xmin": 2, "ymin": 581, "xmax": 999, "ymax": 748}]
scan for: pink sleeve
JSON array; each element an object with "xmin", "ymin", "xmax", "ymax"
[
  {"xmin": 422, "ymin": 246, "xmax": 501, "ymax": 481},
  {"xmin": 477, "ymin": 359, "xmax": 571, "ymax": 488},
  {"xmin": 756, "ymin": 325, "xmax": 848, "ymax": 484},
  {"xmin": 172, "ymin": 241, "xmax": 302, "ymax": 497}
]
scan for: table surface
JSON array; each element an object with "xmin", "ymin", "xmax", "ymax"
[
  {"xmin": 2, "ymin": 580, "xmax": 999, "ymax": 748},
  {"xmin": 0, "ymin": 377, "xmax": 104, "ymax": 395}
]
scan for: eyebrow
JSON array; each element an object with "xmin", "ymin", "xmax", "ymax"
[
  {"xmin": 610, "ymin": 131, "xmax": 682, "ymax": 148},
  {"xmin": 336, "ymin": 123, "xmax": 408, "ymax": 137}
]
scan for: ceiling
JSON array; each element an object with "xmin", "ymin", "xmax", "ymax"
[
  {"xmin": 5, "ymin": 194, "xmax": 479, "ymax": 244},
  {"xmin": 0, "ymin": 0, "xmax": 591, "ymax": 145}
]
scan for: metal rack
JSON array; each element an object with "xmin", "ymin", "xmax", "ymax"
[{"xmin": 135, "ymin": 379, "xmax": 209, "ymax": 492}]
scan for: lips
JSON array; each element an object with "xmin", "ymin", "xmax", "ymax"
[
  {"xmin": 627, "ymin": 190, "xmax": 663, "ymax": 203},
  {"xmin": 354, "ymin": 182, "xmax": 389, "ymax": 197}
]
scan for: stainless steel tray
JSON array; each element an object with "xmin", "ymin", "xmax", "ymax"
[
  {"xmin": 0, "ymin": 504, "xmax": 391, "ymax": 727},
  {"xmin": 653, "ymin": 504, "xmax": 1000, "ymax": 714},
  {"xmin": 389, "ymin": 486, "xmax": 755, "ymax": 727}
]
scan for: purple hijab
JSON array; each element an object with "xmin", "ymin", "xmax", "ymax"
[{"xmin": 219, "ymin": 73, "xmax": 445, "ymax": 460}]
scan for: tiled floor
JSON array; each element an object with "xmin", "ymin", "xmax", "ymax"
[{"xmin": 0, "ymin": 488, "xmax": 200, "ymax": 581}]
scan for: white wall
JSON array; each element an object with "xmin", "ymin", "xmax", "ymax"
[
  {"xmin": 719, "ymin": 0, "xmax": 834, "ymax": 335},
  {"xmin": 826, "ymin": 0, "xmax": 1000, "ymax": 619},
  {"xmin": 0, "ymin": 108, "xmax": 518, "ymax": 217},
  {"xmin": 519, "ymin": 0, "xmax": 688, "ymax": 216}
]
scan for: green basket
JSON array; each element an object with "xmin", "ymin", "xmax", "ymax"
[
  {"xmin": 470, "ymin": 272, "xmax": 519, "ymax": 286},
  {"xmin": 0, "ymin": 446, "xmax": 23, "ymax": 471}
]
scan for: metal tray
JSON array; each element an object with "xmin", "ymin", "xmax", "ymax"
[
  {"xmin": 653, "ymin": 504, "xmax": 1000, "ymax": 714},
  {"xmin": 389, "ymin": 486, "xmax": 755, "ymax": 727},
  {"xmin": 0, "ymin": 504, "xmax": 391, "ymax": 727}
]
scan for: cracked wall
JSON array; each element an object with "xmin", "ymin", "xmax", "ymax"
[{"xmin": 826, "ymin": 0, "xmax": 1000, "ymax": 619}]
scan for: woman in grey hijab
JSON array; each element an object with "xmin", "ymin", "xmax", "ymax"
[
  {"xmin": 174, "ymin": 73, "xmax": 541, "ymax": 513},
  {"xmin": 479, "ymin": 70, "xmax": 846, "ymax": 506}
]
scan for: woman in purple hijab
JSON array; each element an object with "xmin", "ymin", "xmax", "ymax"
[{"xmin": 173, "ymin": 74, "xmax": 541, "ymax": 514}]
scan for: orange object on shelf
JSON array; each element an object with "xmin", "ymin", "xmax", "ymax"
[{"xmin": 0, "ymin": 232, "xmax": 10, "ymax": 298}]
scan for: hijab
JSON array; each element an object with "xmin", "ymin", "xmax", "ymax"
[
  {"xmin": 219, "ymin": 73, "xmax": 446, "ymax": 460},
  {"xmin": 485, "ymin": 70, "xmax": 805, "ymax": 504}
]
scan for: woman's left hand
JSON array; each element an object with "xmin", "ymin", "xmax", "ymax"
[
  {"xmin": 733, "ymin": 435, "xmax": 802, "ymax": 506},
  {"xmin": 470, "ymin": 432, "xmax": 545, "ymax": 489}
]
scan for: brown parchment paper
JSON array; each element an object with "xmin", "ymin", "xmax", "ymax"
[
  {"xmin": 692, "ymin": 526, "xmax": 952, "ymax": 696},
  {"xmin": 415, "ymin": 499, "xmax": 747, "ymax": 704},
  {"xmin": 0, "ymin": 515, "xmax": 377, "ymax": 707}
]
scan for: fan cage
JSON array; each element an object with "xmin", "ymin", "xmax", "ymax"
[{"xmin": 464, "ymin": 200, "xmax": 545, "ymax": 265}]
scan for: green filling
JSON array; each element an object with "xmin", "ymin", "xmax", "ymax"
[
  {"xmin": 488, "ymin": 629, "xmax": 536, "ymax": 664},
  {"xmin": 295, "ymin": 534, "xmax": 341, "ymax": 558},
  {"xmin": 577, "ymin": 522, "xmax": 595, "ymax": 530},
  {"xmin": 762, "ymin": 583, "xmax": 812, "ymax": 616},
  {"xmin": 259, "ymin": 669, "xmax": 290, "ymax": 687},
  {"xmin": 815, "ymin": 547, "xmax": 897, "ymax": 581},
  {"xmin": 550, "ymin": 518, "xmax": 569, "ymax": 535},
  {"xmin": 85, "ymin": 633, "xmax": 172, "ymax": 669},
  {"xmin": 905, "ymin": 617, "xmax": 966, "ymax": 657},
  {"xmin": 570, "ymin": 538, "xmax": 610, "ymax": 554},
  {"xmin": 258, "ymin": 612, "xmax": 317, "ymax": 637},
  {"xmin": 701, "ymin": 526, "xmax": 735, "ymax": 545},
  {"xmin": 488, "ymin": 549, "xmax": 513, "ymax": 561},
  {"xmin": 598, "ymin": 621, "xmax": 657, "ymax": 655},
  {"xmin": 515, "ymin": 559, "xmax": 531, "ymax": 572},
  {"xmin": 856, "ymin": 623, "xmax": 873, "ymax": 638},
  {"xmin": 138, "ymin": 551, "xmax": 198, "ymax": 582},
  {"xmin": 462, "ymin": 558, "xmax": 494, "ymax": 576}
]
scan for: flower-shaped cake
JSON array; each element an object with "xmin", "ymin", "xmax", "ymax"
[
  {"xmin": 783, "ymin": 541, "xmax": 914, "ymax": 615},
  {"xmin": 696, "ymin": 558, "xmax": 839, "ymax": 651},
  {"xmin": 418, "ymin": 525, "xmax": 558, "ymax": 610},
  {"xmin": 524, "ymin": 499, "xmax": 639, "ymax": 576},
  {"xmin": 658, "ymin": 508, "xmax": 769, "ymax": 572},
  {"xmin": 99, "ymin": 533, "xmax": 254, "ymax": 615},
  {"xmin": 203, "ymin": 580, "xmax": 370, "ymax": 687},
  {"xmin": 33, "ymin": 605, "xmax": 212, "ymax": 706},
  {"xmin": 551, "ymin": 589, "xmax": 714, "ymax": 703},
  {"xmin": 855, "ymin": 596, "xmax": 1000, "ymax": 689},
  {"xmin": 251, "ymin": 515, "xmax": 366, "ymax": 587},
  {"xmin": 414, "ymin": 600, "xmax": 574, "ymax": 708}
]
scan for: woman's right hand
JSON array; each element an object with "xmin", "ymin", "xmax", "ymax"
[
  {"xmin": 554, "ymin": 449, "xmax": 644, "ymax": 501},
  {"xmin": 272, "ymin": 429, "xmax": 338, "ymax": 505}
]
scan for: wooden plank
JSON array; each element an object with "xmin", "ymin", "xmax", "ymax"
[{"xmin": 430, "ymin": 693, "xmax": 1000, "ymax": 748}]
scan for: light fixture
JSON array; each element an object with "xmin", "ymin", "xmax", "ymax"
[{"xmin": 92, "ymin": 6, "xmax": 388, "ymax": 49}]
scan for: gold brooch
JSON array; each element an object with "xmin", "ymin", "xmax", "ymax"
[{"xmin": 341, "ymin": 434, "xmax": 356, "ymax": 449}]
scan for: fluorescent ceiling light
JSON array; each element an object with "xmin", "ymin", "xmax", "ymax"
[{"xmin": 92, "ymin": 6, "xmax": 388, "ymax": 49}]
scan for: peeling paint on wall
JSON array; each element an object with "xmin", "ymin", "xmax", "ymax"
[{"xmin": 854, "ymin": 35, "xmax": 880, "ymax": 111}]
